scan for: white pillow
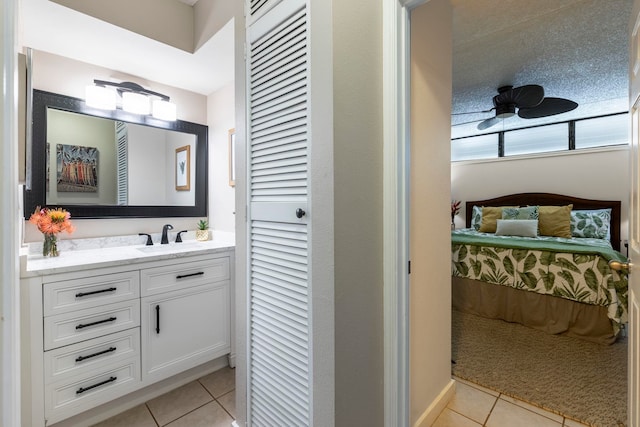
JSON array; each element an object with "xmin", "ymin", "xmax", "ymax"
[{"xmin": 495, "ymin": 219, "xmax": 538, "ymax": 237}]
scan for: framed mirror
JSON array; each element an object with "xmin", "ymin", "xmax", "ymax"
[{"xmin": 24, "ymin": 89, "xmax": 208, "ymax": 219}]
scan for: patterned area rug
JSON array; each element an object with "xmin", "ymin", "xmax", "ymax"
[{"xmin": 451, "ymin": 309, "xmax": 627, "ymax": 427}]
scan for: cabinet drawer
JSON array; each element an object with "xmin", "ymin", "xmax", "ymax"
[
  {"xmin": 44, "ymin": 300, "xmax": 140, "ymax": 351},
  {"xmin": 141, "ymin": 256, "xmax": 229, "ymax": 296},
  {"xmin": 44, "ymin": 358, "xmax": 140, "ymax": 425},
  {"xmin": 44, "ymin": 271, "xmax": 140, "ymax": 316},
  {"xmin": 44, "ymin": 328, "xmax": 140, "ymax": 384}
]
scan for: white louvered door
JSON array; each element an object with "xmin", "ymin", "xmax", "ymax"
[
  {"xmin": 248, "ymin": 0, "xmax": 282, "ymax": 25},
  {"xmin": 115, "ymin": 121, "xmax": 128, "ymax": 205},
  {"xmin": 246, "ymin": 0, "xmax": 333, "ymax": 425}
]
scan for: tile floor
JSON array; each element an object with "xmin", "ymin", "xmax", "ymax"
[
  {"xmin": 94, "ymin": 367, "xmax": 590, "ymax": 427},
  {"xmin": 92, "ymin": 366, "xmax": 236, "ymax": 427},
  {"xmin": 435, "ymin": 377, "xmax": 590, "ymax": 427}
]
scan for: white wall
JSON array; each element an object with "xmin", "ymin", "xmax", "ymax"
[
  {"xmin": 207, "ymin": 82, "xmax": 235, "ymax": 232},
  {"xmin": 451, "ymin": 147, "xmax": 630, "ymax": 244},
  {"xmin": 333, "ymin": 0, "xmax": 384, "ymax": 423},
  {"xmin": 410, "ymin": 1, "xmax": 455, "ymax": 425}
]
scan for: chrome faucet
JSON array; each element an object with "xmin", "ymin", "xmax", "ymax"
[{"xmin": 161, "ymin": 224, "xmax": 173, "ymax": 244}]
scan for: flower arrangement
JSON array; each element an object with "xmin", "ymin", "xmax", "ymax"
[
  {"xmin": 29, "ymin": 207, "xmax": 75, "ymax": 257},
  {"xmin": 451, "ymin": 200, "xmax": 461, "ymax": 224}
]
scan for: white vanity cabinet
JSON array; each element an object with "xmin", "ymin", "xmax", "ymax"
[
  {"xmin": 21, "ymin": 248, "xmax": 234, "ymax": 427},
  {"xmin": 40, "ymin": 270, "xmax": 142, "ymax": 425},
  {"xmin": 140, "ymin": 256, "xmax": 231, "ymax": 383}
]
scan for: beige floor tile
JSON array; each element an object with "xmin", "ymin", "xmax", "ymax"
[
  {"xmin": 91, "ymin": 404, "xmax": 157, "ymax": 427},
  {"xmin": 146, "ymin": 381, "xmax": 213, "ymax": 426},
  {"xmin": 499, "ymin": 395, "xmax": 563, "ymax": 423},
  {"xmin": 563, "ymin": 418, "xmax": 590, "ymax": 427},
  {"xmin": 447, "ymin": 381, "xmax": 498, "ymax": 424},
  {"xmin": 432, "ymin": 408, "xmax": 482, "ymax": 427},
  {"xmin": 199, "ymin": 366, "xmax": 235, "ymax": 398},
  {"xmin": 165, "ymin": 401, "xmax": 233, "ymax": 427},
  {"xmin": 487, "ymin": 399, "xmax": 562, "ymax": 427},
  {"xmin": 217, "ymin": 389, "xmax": 236, "ymax": 419},
  {"xmin": 454, "ymin": 377, "xmax": 500, "ymax": 397}
]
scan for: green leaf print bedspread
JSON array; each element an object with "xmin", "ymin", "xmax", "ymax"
[{"xmin": 451, "ymin": 228, "xmax": 628, "ymax": 334}]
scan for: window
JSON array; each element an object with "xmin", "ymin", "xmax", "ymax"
[
  {"xmin": 451, "ymin": 134, "xmax": 499, "ymax": 161},
  {"xmin": 504, "ymin": 123, "xmax": 568, "ymax": 156},
  {"xmin": 451, "ymin": 112, "xmax": 628, "ymax": 162},
  {"xmin": 575, "ymin": 113, "xmax": 629, "ymax": 149}
]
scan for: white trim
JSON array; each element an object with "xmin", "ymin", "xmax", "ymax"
[
  {"xmin": 412, "ymin": 379, "xmax": 456, "ymax": 427},
  {"xmin": 382, "ymin": 0, "xmax": 428, "ymax": 426},
  {"xmin": 2, "ymin": 1, "xmax": 20, "ymax": 426}
]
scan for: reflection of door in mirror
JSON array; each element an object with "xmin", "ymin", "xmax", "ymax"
[{"xmin": 45, "ymin": 108, "xmax": 196, "ymax": 207}]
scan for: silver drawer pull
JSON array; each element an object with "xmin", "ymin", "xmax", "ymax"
[
  {"xmin": 176, "ymin": 271, "xmax": 204, "ymax": 279},
  {"xmin": 75, "ymin": 287, "xmax": 117, "ymax": 298},
  {"xmin": 75, "ymin": 346, "xmax": 117, "ymax": 363},
  {"xmin": 75, "ymin": 317, "xmax": 117, "ymax": 330},
  {"xmin": 76, "ymin": 376, "xmax": 117, "ymax": 394}
]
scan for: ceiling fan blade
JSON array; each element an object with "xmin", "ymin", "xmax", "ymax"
[
  {"xmin": 517, "ymin": 97, "xmax": 578, "ymax": 119},
  {"xmin": 494, "ymin": 84, "xmax": 544, "ymax": 109},
  {"xmin": 477, "ymin": 116, "xmax": 501, "ymax": 130},
  {"xmin": 452, "ymin": 108, "xmax": 494, "ymax": 116}
]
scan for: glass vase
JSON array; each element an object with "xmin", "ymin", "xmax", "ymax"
[{"xmin": 43, "ymin": 233, "xmax": 59, "ymax": 257}]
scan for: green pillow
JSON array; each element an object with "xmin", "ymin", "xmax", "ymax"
[
  {"xmin": 502, "ymin": 206, "xmax": 539, "ymax": 220},
  {"xmin": 571, "ymin": 209, "xmax": 612, "ymax": 240},
  {"xmin": 471, "ymin": 205, "xmax": 482, "ymax": 230}
]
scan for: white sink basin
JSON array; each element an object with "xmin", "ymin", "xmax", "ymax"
[{"xmin": 135, "ymin": 242, "xmax": 203, "ymax": 253}]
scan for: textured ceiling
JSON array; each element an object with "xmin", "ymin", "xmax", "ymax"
[{"xmin": 451, "ymin": 0, "xmax": 633, "ymax": 138}]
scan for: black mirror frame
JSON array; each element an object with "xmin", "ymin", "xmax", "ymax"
[{"xmin": 24, "ymin": 89, "xmax": 208, "ymax": 219}]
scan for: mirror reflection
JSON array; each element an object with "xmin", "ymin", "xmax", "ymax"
[
  {"xmin": 46, "ymin": 109, "xmax": 196, "ymax": 207},
  {"xmin": 24, "ymin": 89, "xmax": 208, "ymax": 219}
]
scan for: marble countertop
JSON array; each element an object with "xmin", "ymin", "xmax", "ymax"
[{"xmin": 21, "ymin": 232, "xmax": 235, "ymax": 277}]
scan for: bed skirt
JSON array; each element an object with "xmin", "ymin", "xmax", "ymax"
[{"xmin": 452, "ymin": 276, "xmax": 617, "ymax": 345}]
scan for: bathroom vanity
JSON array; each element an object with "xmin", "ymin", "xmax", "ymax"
[{"xmin": 20, "ymin": 236, "xmax": 235, "ymax": 427}]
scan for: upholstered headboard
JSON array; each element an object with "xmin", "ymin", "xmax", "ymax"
[{"xmin": 464, "ymin": 192, "xmax": 622, "ymax": 251}]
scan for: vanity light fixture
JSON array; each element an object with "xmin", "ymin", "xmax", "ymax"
[{"xmin": 85, "ymin": 79, "xmax": 177, "ymax": 121}]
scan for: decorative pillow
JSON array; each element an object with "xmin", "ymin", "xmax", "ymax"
[
  {"xmin": 571, "ymin": 209, "xmax": 612, "ymax": 240},
  {"xmin": 479, "ymin": 206, "xmax": 516, "ymax": 233},
  {"xmin": 502, "ymin": 206, "xmax": 539, "ymax": 220},
  {"xmin": 495, "ymin": 219, "xmax": 539, "ymax": 237},
  {"xmin": 471, "ymin": 206, "xmax": 482, "ymax": 230},
  {"xmin": 538, "ymin": 205, "xmax": 572, "ymax": 238}
]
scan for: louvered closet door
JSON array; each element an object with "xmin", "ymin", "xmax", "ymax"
[
  {"xmin": 248, "ymin": 0, "xmax": 282, "ymax": 25},
  {"xmin": 247, "ymin": 0, "xmax": 311, "ymax": 425}
]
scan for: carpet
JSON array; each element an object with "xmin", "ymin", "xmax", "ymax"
[{"xmin": 451, "ymin": 309, "xmax": 628, "ymax": 427}]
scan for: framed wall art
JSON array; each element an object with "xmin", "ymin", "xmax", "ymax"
[
  {"xmin": 56, "ymin": 144, "xmax": 98, "ymax": 192},
  {"xmin": 175, "ymin": 145, "xmax": 190, "ymax": 191}
]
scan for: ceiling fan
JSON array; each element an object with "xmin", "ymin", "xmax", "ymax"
[{"xmin": 454, "ymin": 85, "xmax": 578, "ymax": 130}]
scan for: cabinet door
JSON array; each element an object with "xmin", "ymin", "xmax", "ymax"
[{"xmin": 141, "ymin": 282, "xmax": 230, "ymax": 383}]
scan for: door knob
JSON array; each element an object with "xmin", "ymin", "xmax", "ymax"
[
  {"xmin": 296, "ymin": 208, "xmax": 306, "ymax": 219},
  {"xmin": 609, "ymin": 260, "xmax": 631, "ymax": 274}
]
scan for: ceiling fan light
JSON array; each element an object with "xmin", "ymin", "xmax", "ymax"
[
  {"xmin": 122, "ymin": 92, "xmax": 151, "ymax": 115},
  {"xmin": 152, "ymin": 99, "xmax": 177, "ymax": 121},
  {"xmin": 495, "ymin": 103, "xmax": 516, "ymax": 119},
  {"xmin": 85, "ymin": 85, "xmax": 116, "ymax": 110}
]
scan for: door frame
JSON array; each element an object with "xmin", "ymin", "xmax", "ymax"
[
  {"xmin": 1, "ymin": 1, "xmax": 21, "ymax": 426},
  {"xmin": 382, "ymin": 0, "xmax": 427, "ymax": 426}
]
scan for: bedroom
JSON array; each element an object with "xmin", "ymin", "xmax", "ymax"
[{"xmin": 447, "ymin": 1, "xmax": 632, "ymax": 426}]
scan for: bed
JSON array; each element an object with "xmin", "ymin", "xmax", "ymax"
[{"xmin": 451, "ymin": 192, "xmax": 628, "ymax": 344}]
